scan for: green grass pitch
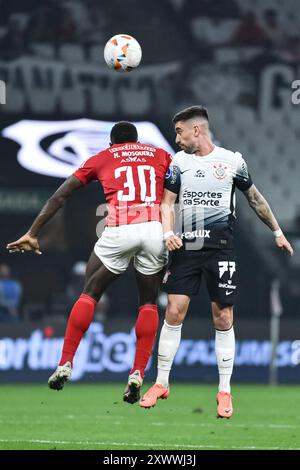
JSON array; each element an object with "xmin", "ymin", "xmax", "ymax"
[{"xmin": 0, "ymin": 383, "xmax": 299, "ymax": 450}]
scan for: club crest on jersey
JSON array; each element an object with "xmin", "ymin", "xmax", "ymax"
[{"xmin": 213, "ymin": 163, "xmax": 227, "ymax": 180}]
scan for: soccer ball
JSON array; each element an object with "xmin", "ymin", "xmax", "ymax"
[{"xmin": 104, "ymin": 34, "xmax": 142, "ymax": 72}]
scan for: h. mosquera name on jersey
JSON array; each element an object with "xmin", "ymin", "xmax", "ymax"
[
  {"xmin": 182, "ymin": 190, "xmax": 222, "ymax": 206},
  {"xmin": 109, "ymin": 144, "xmax": 157, "ymax": 163},
  {"xmin": 74, "ymin": 142, "xmax": 172, "ymax": 226}
]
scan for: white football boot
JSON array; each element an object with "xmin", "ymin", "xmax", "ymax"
[
  {"xmin": 48, "ymin": 361, "xmax": 72, "ymax": 391},
  {"xmin": 123, "ymin": 370, "xmax": 143, "ymax": 404}
]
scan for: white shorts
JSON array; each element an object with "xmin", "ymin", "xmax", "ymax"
[{"xmin": 94, "ymin": 221, "xmax": 168, "ymax": 275}]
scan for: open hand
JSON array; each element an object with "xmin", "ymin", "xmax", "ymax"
[
  {"xmin": 6, "ymin": 233, "xmax": 42, "ymax": 255},
  {"xmin": 275, "ymin": 234, "xmax": 293, "ymax": 256}
]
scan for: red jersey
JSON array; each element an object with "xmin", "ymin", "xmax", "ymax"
[{"xmin": 73, "ymin": 142, "xmax": 172, "ymax": 226}]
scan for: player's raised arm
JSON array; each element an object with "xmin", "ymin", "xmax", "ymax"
[
  {"xmin": 160, "ymin": 188, "xmax": 182, "ymax": 251},
  {"xmin": 243, "ymin": 184, "xmax": 294, "ymax": 256},
  {"xmin": 6, "ymin": 175, "xmax": 83, "ymax": 255}
]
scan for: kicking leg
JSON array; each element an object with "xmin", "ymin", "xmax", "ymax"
[
  {"xmin": 48, "ymin": 251, "xmax": 119, "ymax": 390},
  {"xmin": 123, "ymin": 269, "xmax": 162, "ymax": 404}
]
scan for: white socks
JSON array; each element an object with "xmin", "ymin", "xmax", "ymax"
[
  {"xmin": 156, "ymin": 320, "xmax": 182, "ymax": 388},
  {"xmin": 155, "ymin": 321, "xmax": 234, "ymax": 392},
  {"xmin": 215, "ymin": 326, "xmax": 235, "ymax": 393}
]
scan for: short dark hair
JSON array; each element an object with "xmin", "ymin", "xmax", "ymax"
[
  {"xmin": 110, "ymin": 121, "xmax": 138, "ymax": 144},
  {"xmin": 173, "ymin": 106, "xmax": 209, "ymax": 124}
]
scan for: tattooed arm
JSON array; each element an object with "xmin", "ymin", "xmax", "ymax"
[
  {"xmin": 244, "ymin": 184, "xmax": 280, "ymax": 230},
  {"xmin": 243, "ymin": 184, "xmax": 293, "ymax": 255}
]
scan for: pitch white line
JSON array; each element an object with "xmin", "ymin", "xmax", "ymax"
[
  {"xmin": 1, "ymin": 418, "xmax": 299, "ymax": 430},
  {"xmin": 150, "ymin": 422, "xmax": 299, "ymax": 429},
  {"xmin": 0, "ymin": 439, "xmax": 299, "ymax": 450}
]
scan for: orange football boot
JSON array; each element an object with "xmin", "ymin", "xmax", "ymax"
[
  {"xmin": 216, "ymin": 391, "xmax": 233, "ymax": 418},
  {"xmin": 139, "ymin": 383, "xmax": 170, "ymax": 408}
]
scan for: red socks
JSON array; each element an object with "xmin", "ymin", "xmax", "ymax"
[
  {"xmin": 59, "ymin": 294, "xmax": 96, "ymax": 366},
  {"xmin": 130, "ymin": 304, "xmax": 159, "ymax": 378},
  {"xmin": 59, "ymin": 298, "xmax": 158, "ymax": 377}
]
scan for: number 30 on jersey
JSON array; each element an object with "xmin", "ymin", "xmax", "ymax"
[{"xmin": 115, "ymin": 165, "xmax": 156, "ymax": 202}]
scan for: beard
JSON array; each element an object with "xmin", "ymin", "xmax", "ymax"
[{"xmin": 180, "ymin": 143, "xmax": 195, "ymax": 154}]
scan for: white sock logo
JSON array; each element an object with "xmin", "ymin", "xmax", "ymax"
[{"xmin": 218, "ymin": 261, "xmax": 236, "ymax": 279}]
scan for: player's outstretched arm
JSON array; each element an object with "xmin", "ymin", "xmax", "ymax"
[
  {"xmin": 243, "ymin": 184, "xmax": 294, "ymax": 256},
  {"xmin": 160, "ymin": 189, "xmax": 182, "ymax": 251},
  {"xmin": 6, "ymin": 175, "xmax": 83, "ymax": 255}
]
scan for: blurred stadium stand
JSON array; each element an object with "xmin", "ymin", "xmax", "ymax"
[{"xmin": 0, "ymin": 0, "xmax": 299, "ymax": 328}]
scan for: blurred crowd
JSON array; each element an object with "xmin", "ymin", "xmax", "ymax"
[
  {"xmin": 0, "ymin": 263, "xmax": 22, "ymax": 322},
  {"xmin": 0, "ymin": 0, "xmax": 299, "ymax": 321},
  {"xmin": 0, "ymin": 0, "xmax": 299, "ymax": 63},
  {"xmin": 0, "ymin": 260, "xmax": 110, "ymax": 323}
]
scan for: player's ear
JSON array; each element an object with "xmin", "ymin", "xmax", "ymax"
[
  {"xmin": 194, "ymin": 125, "xmax": 200, "ymax": 137},
  {"xmin": 109, "ymin": 141, "xmax": 112, "ymax": 146}
]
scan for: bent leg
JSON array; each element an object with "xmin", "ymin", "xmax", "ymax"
[
  {"xmin": 135, "ymin": 268, "xmax": 164, "ymax": 306},
  {"xmin": 129, "ymin": 269, "xmax": 164, "ymax": 378},
  {"xmin": 59, "ymin": 251, "xmax": 119, "ymax": 367},
  {"xmin": 83, "ymin": 251, "xmax": 120, "ymax": 301},
  {"xmin": 128, "ymin": 220, "xmax": 168, "ymax": 381}
]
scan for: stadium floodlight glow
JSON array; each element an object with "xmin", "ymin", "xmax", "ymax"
[{"xmin": 2, "ymin": 119, "xmax": 174, "ymax": 179}]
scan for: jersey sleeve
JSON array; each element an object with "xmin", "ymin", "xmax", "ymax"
[
  {"xmin": 73, "ymin": 154, "xmax": 98, "ymax": 186},
  {"xmin": 233, "ymin": 152, "xmax": 253, "ymax": 191},
  {"xmin": 164, "ymin": 156, "xmax": 181, "ymax": 195},
  {"xmin": 165, "ymin": 151, "xmax": 172, "ymax": 167}
]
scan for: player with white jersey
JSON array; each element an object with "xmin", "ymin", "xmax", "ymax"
[
  {"xmin": 6, "ymin": 122, "xmax": 171, "ymax": 404},
  {"xmin": 139, "ymin": 106, "xmax": 293, "ymax": 417}
]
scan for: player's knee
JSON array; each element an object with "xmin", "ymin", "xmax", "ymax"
[
  {"xmin": 82, "ymin": 288, "xmax": 101, "ymax": 303},
  {"xmin": 165, "ymin": 304, "xmax": 185, "ymax": 326},
  {"xmin": 216, "ymin": 317, "xmax": 232, "ymax": 330},
  {"xmin": 139, "ymin": 298, "xmax": 157, "ymax": 307},
  {"xmin": 213, "ymin": 305, "xmax": 233, "ymax": 330}
]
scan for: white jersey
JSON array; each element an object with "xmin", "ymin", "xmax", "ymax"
[{"xmin": 165, "ymin": 145, "xmax": 253, "ymax": 249}]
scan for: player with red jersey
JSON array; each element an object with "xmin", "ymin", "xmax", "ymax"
[{"xmin": 7, "ymin": 122, "xmax": 172, "ymax": 403}]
